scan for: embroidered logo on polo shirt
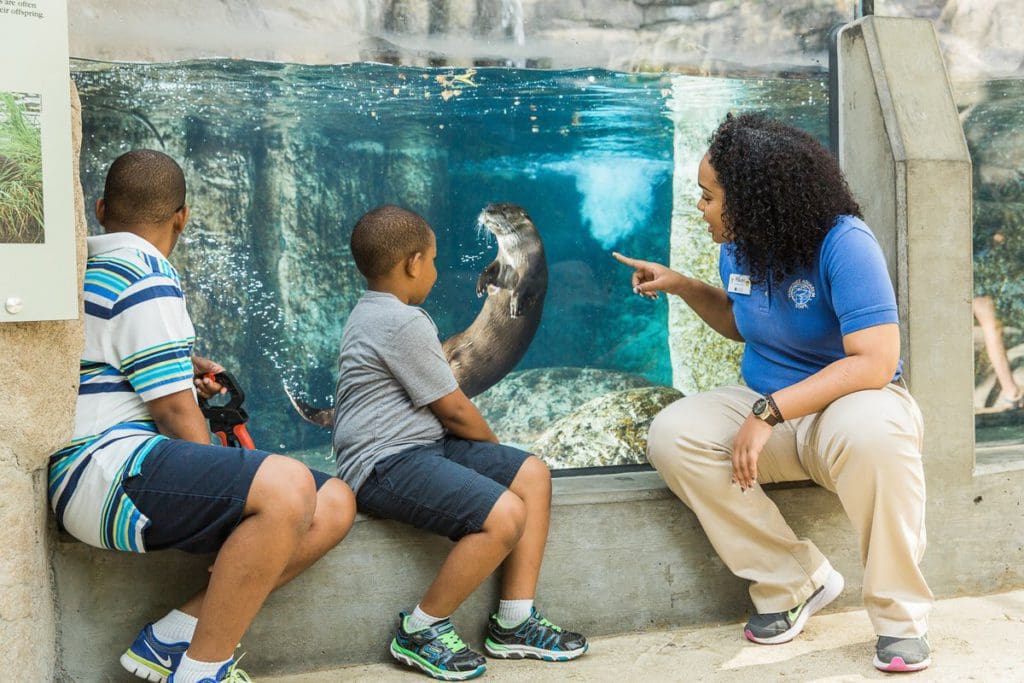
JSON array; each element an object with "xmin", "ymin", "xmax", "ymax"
[{"xmin": 787, "ymin": 279, "xmax": 816, "ymax": 309}]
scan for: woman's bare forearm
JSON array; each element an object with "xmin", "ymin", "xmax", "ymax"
[
  {"xmin": 672, "ymin": 276, "xmax": 743, "ymax": 341},
  {"xmin": 771, "ymin": 324, "xmax": 901, "ymax": 420}
]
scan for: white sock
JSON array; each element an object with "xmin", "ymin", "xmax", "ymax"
[
  {"xmin": 406, "ymin": 604, "xmax": 446, "ymax": 632},
  {"xmin": 173, "ymin": 653, "xmax": 231, "ymax": 683},
  {"xmin": 150, "ymin": 609, "xmax": 198, "ymax": 644},
  {"xmin": 497, "ymin": 599, "xmax": 533, "ymax": 627}
]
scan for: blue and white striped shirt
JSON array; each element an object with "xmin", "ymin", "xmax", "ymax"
[{"xmin": 49, "ymin": 232, "xmax": 196, "ymax": 552}]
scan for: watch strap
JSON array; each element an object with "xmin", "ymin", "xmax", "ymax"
[
  {"xmin": 753, "ymin": 395, "xmax": 782, "ymax": 426},
  {"xmin": 766, "ymin": 394, "xmax": 784, "ymax": 423}
]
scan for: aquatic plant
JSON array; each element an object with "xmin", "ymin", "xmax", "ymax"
[{"xmin": 0, "ymin": 93, "xmax": 44, "ymax": 243}]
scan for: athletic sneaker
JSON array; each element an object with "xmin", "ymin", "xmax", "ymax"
[
  {"xmin": 167, "ymin": 658, "xmax": 252, "ymax": 682},
  {"xmin": 744, "ymin": 569, "xmax": 845, "ymax": 645},
  {"xmin": 484, "ymin": 607, "xmax": 588, "ymax": 661},
  {"xmin": 120, "ymin": 624, "xmax": 190, "ymax": 682},
  {"xmin": 874, "ymin": 634, "xmax": 931, "ymax": 672},
  {"xmin": 389, "ymin": 612, "xmax": 486, "ymax": 681}
]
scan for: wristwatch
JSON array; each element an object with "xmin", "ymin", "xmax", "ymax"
[{"xmin": 752, "ymin": 395, "xmax": 783, "ymax": 426}]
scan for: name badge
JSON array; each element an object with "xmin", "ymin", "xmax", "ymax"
[{"xmin": 728, "ymin": 273, "xmax": 752, "ymax": 295}]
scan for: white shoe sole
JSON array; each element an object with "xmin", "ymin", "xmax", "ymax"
[
  {"xmin": 746, "ymin": 569, "xmax": 845, "ymax": 645},
  {"xmin": 873, "ymin": 654, "xmax": 931, "ymax": 672},
  {"xmin": 119, "ymin": 652, "xmax": 170, "ymax": 682},
  {"xmin": 484, "ymin": 640, "xmax": 589, "ymax": 661},
  {"xmin": 389, "ymin": 639, "xmax": 486, "ymax": 681}
]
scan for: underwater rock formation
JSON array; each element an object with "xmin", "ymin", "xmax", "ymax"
[
  {"xmin": 531, "ymin": 385, "xmax": 683, "ymax": 469},
  {"xmin": 667, "ymin": 98, "xmax": 740, "ymax": 395},
  {"xmin": 474, "ymin": 367, "xmax": 653, "ymax": 445}
]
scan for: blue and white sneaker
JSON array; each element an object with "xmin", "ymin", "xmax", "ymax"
[
  {"xmin": 167, "ymin": 657, "xmax": 252, "ymax": 682},
  {"xmin": 120, "ymin": 624, "xmax": 189, "ymax": 682},
  {"xmin": 484, "ymin": 607, "xmax": 588, "ymax": 661}
]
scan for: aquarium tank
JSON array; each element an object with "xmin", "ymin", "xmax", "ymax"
[{"xmin": 67, "ymin": 0, "xmax": 1024, "ymax": 470}]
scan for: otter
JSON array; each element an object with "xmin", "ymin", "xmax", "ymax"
[{"xmin": 286, "ymin": 203, "xmax": 547, "ymax": 428}]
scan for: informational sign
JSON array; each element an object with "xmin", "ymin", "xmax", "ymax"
[{"xmin": 0, "ymin": 0, "xmax": 76, "ymax": 321}]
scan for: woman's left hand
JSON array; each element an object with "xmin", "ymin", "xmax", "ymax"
[{"xmin": 732, "ymin": 414, "xmax": 773, "ymax": 491}]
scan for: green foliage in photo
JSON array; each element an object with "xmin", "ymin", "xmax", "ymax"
[{"xmin": 0, "ymin": 93, "xmax": 44, "ymax": 244}]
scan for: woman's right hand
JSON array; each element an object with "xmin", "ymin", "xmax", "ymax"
[{"xmin": 612, "ymin": 252, "xmax": 686, "ymax": 299}]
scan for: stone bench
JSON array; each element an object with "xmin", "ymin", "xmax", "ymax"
[{"xmin": 53, "ymin": 471, "xmax": 858, "ymax": 681}]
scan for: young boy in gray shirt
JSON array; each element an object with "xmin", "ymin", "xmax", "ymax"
[{"xmin": 334, "ymin": 205, "xmax": 587, "ymax": 680}]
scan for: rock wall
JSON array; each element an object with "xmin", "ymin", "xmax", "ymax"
[
  {"xmin": 0, "ymin": 83, "xmax": 86, "ymax": 683},
  {"xmin": 665, "ymin": 77, "xmax": 745, "ymax": 394},
  {"xmin": 67, "ymin": 1, "xmax": 1023, "ymax": 80}
]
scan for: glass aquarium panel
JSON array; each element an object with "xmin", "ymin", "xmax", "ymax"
[
  {"xmin": 963, "ymin": 78, "xmax": 1024, "ymax": 461},
  {"xmin": 72, "ymin": 60, "xmax": 828, "ymax": 471}
]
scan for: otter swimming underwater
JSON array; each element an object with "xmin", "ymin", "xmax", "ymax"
[{"xmin": 286, "ymin": 203, "xmax": 547, "ymax": 428}]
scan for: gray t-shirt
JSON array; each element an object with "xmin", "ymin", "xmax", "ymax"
[{"xmin": 333, "ymin": 291, "xmax": 458, "ymax": 492}]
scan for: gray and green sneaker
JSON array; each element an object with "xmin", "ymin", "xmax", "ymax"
[
  {"xmin": 389, "ymin": 612, "xmax": 486, "ymax": 681},
  {"xmin": 744, "ymin": 569, "xmax": 844, "ymax": 645},
  {"xmin": 874, "ymin": 634, "xmax": 930, "ymax": 672},
  {"xmin": 484, "ymin": 607, "xmax": 588, "ymax": 661}
]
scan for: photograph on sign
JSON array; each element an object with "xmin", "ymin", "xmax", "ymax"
[{"xmin": 0, "ymin": 90, "xmax": 43, "ymax": 244}]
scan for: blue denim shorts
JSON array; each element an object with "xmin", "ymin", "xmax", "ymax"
[
  {"xmin": 123, "ymin": 438, "xmax": 333, "ymax": 554},
  {"xmin": 356, "ymin": 437, "xmax": 530, "ymax": 541}
]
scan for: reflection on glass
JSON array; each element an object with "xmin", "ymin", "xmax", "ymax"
[{"xmin": 965, "ymin": 79, "xmax": 1024, "ymax": 448}]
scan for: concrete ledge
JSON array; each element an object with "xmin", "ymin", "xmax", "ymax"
[
  {"xmin": 53, "ymin": 472, "xmax": 862, "ymax": 681},
  {"xmin": 975, "ymin": 444, "xmax": 1024, "ymax": 476}
]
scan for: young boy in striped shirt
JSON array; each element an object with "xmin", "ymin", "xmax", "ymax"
[{"xmin": 48, "ymin": 150, "xmax": 355, "ymax": 683}]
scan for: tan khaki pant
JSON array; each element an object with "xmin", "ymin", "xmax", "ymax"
[{"xmin": 647, "ymin": 383, "xmax": 933, "ymax": 638}]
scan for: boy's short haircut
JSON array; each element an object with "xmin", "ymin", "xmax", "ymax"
[
  {"xmin": 103, "ymin": 150, "xmax": 186, "ymax": 225},
  {"xmin": 350, "ymin": 205, "xmax": 434, "ymax": 279}
]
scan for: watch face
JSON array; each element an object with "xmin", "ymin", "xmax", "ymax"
[{"xmin": 752, "ymin": 398, "xmax": 767, "ymax": 416}]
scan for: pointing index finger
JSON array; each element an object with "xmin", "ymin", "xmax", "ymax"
[{"xmin": 612, "ymin": 251, "xmax": 639, "ymax": 268}]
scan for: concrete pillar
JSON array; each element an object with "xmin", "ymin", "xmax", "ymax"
[
  {"xmin": 833, "ymin": 13, "xmax": 1024, "ymax": 604},
  {"xmin": 0, "ymin": 83, "xmax": 85, "ymax": 682},
  {"xmin": 834, "ymin": 16, "xmax": 975, "ymax": 479}
]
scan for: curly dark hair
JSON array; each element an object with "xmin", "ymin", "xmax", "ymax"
[{"xmin": 707, "ymin": 113, "xmax": 861, "ymax": 284}]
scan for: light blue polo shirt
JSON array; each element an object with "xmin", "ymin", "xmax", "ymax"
[{"xmin": 720, "ymin": 215, "xmax": 902, "ymax": 395}]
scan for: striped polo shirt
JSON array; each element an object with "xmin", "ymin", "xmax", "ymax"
[{"xmin": 48, "ymin": 231, "xmax": 196, "ymax": 552}]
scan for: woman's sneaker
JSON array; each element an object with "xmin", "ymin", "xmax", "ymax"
[
  {"xmin": 874, "ymin": 634, "xmax": 931, "ymax": 672},
  {"xmin": 120, "ymin": 624, "xmax": 190, "ymax": 682},
  {"xmin": 484, "ymin": 607, "xmax": 588, "ymax": 661},
  {"xmin": 744, "ymin": 569, "xmax": 845, "ymax": 645},
  {"xmin": 389, "ymin": 612, "xmax": 486, "ymax": 681}
]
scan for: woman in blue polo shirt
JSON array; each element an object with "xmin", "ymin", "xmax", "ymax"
[{"xmin": 614, "ymin": 113, "xmax": 932, "ymax": 673}]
